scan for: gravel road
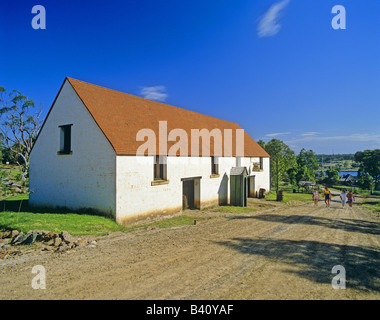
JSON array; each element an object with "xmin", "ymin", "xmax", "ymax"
[{"xmin": 1, "ymin": 193, "xmax": 379, "ymax": 300}]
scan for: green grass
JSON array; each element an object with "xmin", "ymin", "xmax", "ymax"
[
  {"xmin": 359, "ymin": 201, "xmax": 380, "ymax": 214},
  {"xmin": 3, "ymin": 194, "xmax": 28, "ymax": 201},
  {"xmin": 0, "ymin": 194, "xmax": 127, "ymax": 236},
  {"xmin": 207, "ymin": 205, "xmax": 256, "ymax": 214},
  {"xmin": 0, "ymin": 210, "xmax": 127, "ymax": 236},
  {"xmin": 265, "ymin": 190, "xmax": 313, "ymax": 203},
  {"xmin": 0, "ymin": 194, "xmax": 209, "ymax": 236},
  {"xmin": 356, "ymin": 189, "xmax": 380, "ymax": 196},
  {"xmin": 329, "ymin": 186, "xmax": 380, "ymax": 196},
  {"xmin": 146, "ymin": 215, "xmax": 203, "ymax": 228}
]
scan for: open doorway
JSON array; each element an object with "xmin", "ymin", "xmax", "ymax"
[
  {"xmin": 182, "ymin": 177, "xmax": 201, "ymax": 210},
  {"xmin": 248, "ymin": 176, "xmax": 255, "ymax": 198}
]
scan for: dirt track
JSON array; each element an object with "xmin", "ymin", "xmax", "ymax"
[{"xmin": 1, "ymin": 194, "xmax": 379, "ymax": 300}]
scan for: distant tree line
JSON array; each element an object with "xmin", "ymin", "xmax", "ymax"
[
  {"xmin": 258, "ymin": 139, "xmax": 320, "ymax": 192},
  {"xmin": 258, "ymin": 138, "xmax": 380, "ymax": 194},
  {"xmin": 315, "ymin": 154, "xmax": 354, "ymax": 163}
]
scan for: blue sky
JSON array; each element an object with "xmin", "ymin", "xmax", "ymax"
[{"xmin": 1, "ymin": 0, "xmax": 379, "ymax": 154}]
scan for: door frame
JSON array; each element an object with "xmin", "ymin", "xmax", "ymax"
[{"xmin": 181, "ymin": 176, "xmax": 201, "ymax": 210}]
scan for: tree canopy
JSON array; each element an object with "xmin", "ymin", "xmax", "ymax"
[
  {"xmin": 354, "ymin": 149, "xmax": 380, "ymax": 193},
  {"xmin": 0, "ymin": 86, "xmax": 42, "ymax": 180},
  {"xmin": 264, "ymin": 138, "xmax": 295, "ymax": 191}
]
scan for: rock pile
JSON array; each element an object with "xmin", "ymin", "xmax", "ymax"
[
  {"xmin": 0, "ymin": 229, "xmax": 95, "ymax": 255},
  {"xmin": 3, "ymin": 181, "xmax": 26, "ymax": 193}
]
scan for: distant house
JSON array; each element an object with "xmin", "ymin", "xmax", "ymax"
[
  {"xmin": 298, "ymin": 181, "xmax": 317, "ymax": 188},
  {"xmin": 340, "ymin": 174, "xmax": 359, "ymax": 186},
  {"xmin": 29, "ymin": 78, "xmax": 270, "ymax": 224}
]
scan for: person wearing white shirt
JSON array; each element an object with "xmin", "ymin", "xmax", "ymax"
[{"xmin": 340, "ymin": 189, "xmax": 347, "ymax": 208}]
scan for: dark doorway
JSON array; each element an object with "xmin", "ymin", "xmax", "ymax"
[
  {"xmin": 182, "ymin": 177, "xmax": 201, "ymax": 210},
  {"xmin": 183, "ymin": 180, "xmax": 195, "ymax": 209},
  {"xmin": 243, "ymin": 177, "xmax": 248, "ymax": 206}
]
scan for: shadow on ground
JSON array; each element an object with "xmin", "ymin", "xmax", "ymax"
[
  {"xmin": 229, "ymin": 213, "xmax": 380, "ymax": 236},
  {"xmin": 0, "ymin": 199, "xmax": 106, "ymax": 216},
  {"xmin": 214, "ymin": 237, "xmax": 380, "ymax": 293}
]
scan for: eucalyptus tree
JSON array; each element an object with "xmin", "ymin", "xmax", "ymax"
[
  {"xmin": 264, "ymin": 138, "xmax": 296, "ymax": 192},
  {"xmin": 0, "ymin": 86, "xmax": 42, "ymax": 181}
]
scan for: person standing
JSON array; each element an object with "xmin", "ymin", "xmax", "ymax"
[
  {"xmin": 312, "ymin": 188, "xmax": 319, "ymax": 207},
  {"xmin": 324, "ymin": 187, "xmax": 332, "ymax": 207},
  {"xmin": 340, "ymin": 189, "xmax": 347, "ymax": 208},
  {"xmin": 346, "ymin": 190, "xmax": 355, "ymax": 209}
]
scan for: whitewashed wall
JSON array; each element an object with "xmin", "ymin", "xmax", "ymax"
[
  {"xmin": 242, "ymin": 157, "xmax": 270, "ymax": 196},
  {"xmin": 115, "ymin": 155, "xmax": 270, "ymax": 223},
  {"xmin": 29, "ymin": 80, "xmax": 117, "ymax": 216}
]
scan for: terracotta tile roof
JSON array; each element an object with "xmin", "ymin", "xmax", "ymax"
[{"xmin": 67, "ymin": 77, "xmax": 269, "ymax": 157}]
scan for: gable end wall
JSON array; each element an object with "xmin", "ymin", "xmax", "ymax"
[{"xmin": 29, "ymin": 80, "xmax": 116, "ymax": 216}]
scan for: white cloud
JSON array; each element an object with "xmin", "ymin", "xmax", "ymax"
[
  {"xmin": 257, "ymin": 0, "xmax": 290, "ymax": 38},
  {"xmin": 287, "ymin": 133, "xmax": 380, "ymax": 144},
  {"xmin": 300, "ymin": 132, "xmax": 320, "ymax": 136},
  {"xmin": 140, "ymin": 85, "xmax": 168, "ymax": 102},
  {"xmin": 266, "ymin": 132, "xmax": 291, "ymax": 137}
]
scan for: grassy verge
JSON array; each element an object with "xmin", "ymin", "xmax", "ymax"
[
  {"xmin": 0, "ymin": 211, "xmax": 127, "ymax": 236},
  {"xmin": 265, "ymin": 190, "xmax": 313, "ymax": 203},
  {"xmin": 206, "ymin": 206, "xmax": 256, "ymax": 214},
  {"xmin": 0, "ymin": 194, "xmax": 127, "ymax": 236},
  {"xmin": 355, "ymin": 189, "xmax": 380, "ymax": 196},
  {"xmin": 144, "ymin": 215, "xmax": 204, "ymax": 229},
  {"xmin": 330, "ymin": 185, "xmax": 380, "ymax": 196},
  {"xmin": 0, "ymin": 194, "xmax": 209, "ymax": 236},
  {"xmin": 358, "ymin": 201, "xmax": 380, "ymax": 216}
]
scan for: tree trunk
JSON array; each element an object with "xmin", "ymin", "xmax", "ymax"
[{"xmin": 276, "ymin": 160, "xmax": 279, "ymax": 192}]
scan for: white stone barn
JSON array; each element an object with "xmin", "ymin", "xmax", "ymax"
[{"xmin": 29, "ymin": 78, "xmax": 270, "ymax": 224}]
